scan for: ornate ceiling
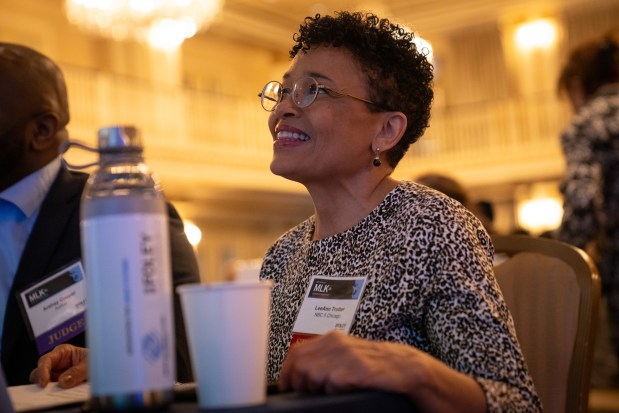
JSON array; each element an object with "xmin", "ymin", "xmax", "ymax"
[{"xmin": 202, "ymin": 0, "xmax": 594, "ymax": 51}]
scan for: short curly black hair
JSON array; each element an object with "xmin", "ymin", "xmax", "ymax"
[{"xmin": 290, "ymin": 11, "xmax": 434, "ymax": 168}]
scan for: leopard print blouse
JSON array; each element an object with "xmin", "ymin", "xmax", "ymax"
[{"xmin": 260, "ymin": 181, "xmax": 541, "ymax": 412}]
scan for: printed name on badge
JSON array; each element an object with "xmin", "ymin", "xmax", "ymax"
[
  {"xmin": 18, "ymin": 261, "xmax": 87, "ymax": 354},
  {"xmin": 290, "ymin": 276, "xmax": 367, "ymax": 346}
]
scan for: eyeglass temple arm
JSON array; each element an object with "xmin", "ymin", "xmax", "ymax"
[{"xmin": 323, "ymin": 86, "xmax": 377, "ymax": 106}]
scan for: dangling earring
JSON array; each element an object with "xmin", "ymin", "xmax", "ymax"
[{"xmin": 373, "ymin": 148, "xmax": 382, "ymax": 167}]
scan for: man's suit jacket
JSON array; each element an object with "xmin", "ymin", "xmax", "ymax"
[{"xmin": 1, "ymin": 167, "xmax": 200, "ymax": 385}]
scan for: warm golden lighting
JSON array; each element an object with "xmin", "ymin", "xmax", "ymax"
[
  {"xmin": 414, "ymin": 37, "xmax": 434, "ymax": 63},
  {"xmin": 514, "ymin": 19, "xmax": 557, "ymax": 50},
  {"xmin": 64, "ymin": 0, "xmax": 224, "ymax": 49},
  {"xmin": 184, "ymin": 221, "xmax": 202, "ymax": 247},
  {"xmin": 517, "ymin": 197, "xmax": 563, "ymax": 234}
]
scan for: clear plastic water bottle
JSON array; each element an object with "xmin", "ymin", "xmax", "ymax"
[{"xmin": 81, "ymin": 126, "xmax": 175, "ymax": 410}]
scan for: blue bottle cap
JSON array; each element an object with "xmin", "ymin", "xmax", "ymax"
[{"xmin": 97, "ymin": 125, "xmax": 142, "ymax": 151}]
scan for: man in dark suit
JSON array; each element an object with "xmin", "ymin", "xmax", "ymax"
[{"xmin": 0, "ymin": 43, "xmax": 199, "ymax": 385}]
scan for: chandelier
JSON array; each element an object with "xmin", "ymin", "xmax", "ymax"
[{"xmin": 64, "ymin": 0, "xmax": 225, "ymax": 49}]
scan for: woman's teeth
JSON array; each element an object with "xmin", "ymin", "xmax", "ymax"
[{"xmin": 277, "ymin": 131, "xmax": 310, "ymax": 141}]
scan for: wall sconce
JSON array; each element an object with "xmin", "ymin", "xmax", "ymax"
[
  {"xmin": 514, "ymin": 19, "xmax": 558, "ymax": 50},
  {"xmin": 184, "ymin": 221, "xmax": 202, "ymax": 247},
  {"xmin": 517, "ymin": 196, "xmax": 563, "ymax": 235}
]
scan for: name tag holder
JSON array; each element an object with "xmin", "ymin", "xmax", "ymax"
[
  {"xmin": 290, "ymin": 276, "xmax": 367, "ymax": 347},
  {"xmin": 17, "ymin": 261, "xmax": 87, "ymax": 354}
]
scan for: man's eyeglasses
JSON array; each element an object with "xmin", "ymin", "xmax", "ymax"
[{"xmin": 258, "ymin": 77, "xmax": 381, "ymax": 112}]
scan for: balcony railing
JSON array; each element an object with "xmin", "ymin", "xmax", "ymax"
[{"xmin": 61, "ymin": 64, "xmax": 571, "ymax": 191}]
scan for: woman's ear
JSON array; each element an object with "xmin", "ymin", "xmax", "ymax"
[
  {"xmin": 373, "ymin": 111, "xmax": 407, "ymax": 152},
  {"xmin": 30, "ymin": 113, "xmax": 60, "ymax": 151}
]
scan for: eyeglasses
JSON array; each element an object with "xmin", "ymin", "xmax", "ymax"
[{"xmin": 258, "ymin": 76, "xmax": 381, "ymax": 112}]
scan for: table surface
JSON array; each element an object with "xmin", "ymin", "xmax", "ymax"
[{"xmin": 38, "ymin": 389, "xmax": 414, "ymax": 413}]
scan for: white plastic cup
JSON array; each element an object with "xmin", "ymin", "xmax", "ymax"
[{"xmin": 177, "ymin": 281, "xmax": 272, "ymax": 409}]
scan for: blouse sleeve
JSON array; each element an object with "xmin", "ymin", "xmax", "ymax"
[{"xmin": 423, "ymin": 210, "xmax": 542, "ymax": 412}]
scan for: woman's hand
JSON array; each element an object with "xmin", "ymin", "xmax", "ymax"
[
  {"xmin": 29, "ymin": 344, "xmax": 88, "ymax": 388},
  {"xmin": 278, "ymin": 331, "xmax": 486, "ymax": 413},
  {"xmin": 279, "ymin": 330, "xmax": 428, "ymax": 394}
]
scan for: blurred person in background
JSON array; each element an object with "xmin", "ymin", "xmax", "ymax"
[
  {"xmin": 414, "ymin": 172, "xmax": 496, "ymax": 234},
  {"xmin": 556, "ymin": 33, "xmax": 619, "ymax": 384}
]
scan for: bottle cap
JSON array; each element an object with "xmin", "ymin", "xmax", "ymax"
[{"xmin": 97, "ymin": 125, "xmax": 142, "ymax": 152}]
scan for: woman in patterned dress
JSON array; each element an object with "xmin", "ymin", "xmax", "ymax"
[{"xmin": 257, "ymin": 11, "xmax": 541, "ymax": 412}]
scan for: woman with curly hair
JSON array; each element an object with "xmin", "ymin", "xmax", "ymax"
[
  {"xmin": 258, "ymin": 11, "xmax": 540, "ymax": 412},
  {"xmin": 31, "ymin": 10, "xmax": 540, "ymax": 413}
]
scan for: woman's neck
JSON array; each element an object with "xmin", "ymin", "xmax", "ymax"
[{"xmin": 309, "ymin": 176, "xmax": 400, "ymax": 240}]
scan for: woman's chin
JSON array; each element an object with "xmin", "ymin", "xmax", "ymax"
[{"xmin": 270, "ymin": 160, "xmax": 305, "ymax": 184}]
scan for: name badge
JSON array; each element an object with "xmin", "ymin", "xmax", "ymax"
[
  {"xmin": 17, "ymin": 261, "xmax": 87, "ymax": 354},
  {"xmin": 290, "ymin": 276, "xmax": 367, "ymax": 348}
]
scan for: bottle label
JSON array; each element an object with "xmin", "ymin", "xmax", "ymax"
[{"xmin": 82, "ymin": 213, "xmax": 174, "ymax": 395}]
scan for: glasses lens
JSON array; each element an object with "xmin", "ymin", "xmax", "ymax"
[
  {"xmin": 294, "ymin": 77, "xmax": 319, "ymax": 108},
  {"xmin": 260, "ymin": 81, "xmax": 282, "ymax": 111}
]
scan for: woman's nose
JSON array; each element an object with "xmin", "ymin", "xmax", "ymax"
[{"xmin": 273, "ymin": 93, "xmax": 299, "ymax": 117}]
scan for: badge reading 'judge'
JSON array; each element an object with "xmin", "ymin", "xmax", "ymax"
[{"xmin": 17, "ymin": 261, "xmax": 87, "ymax": 354}]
